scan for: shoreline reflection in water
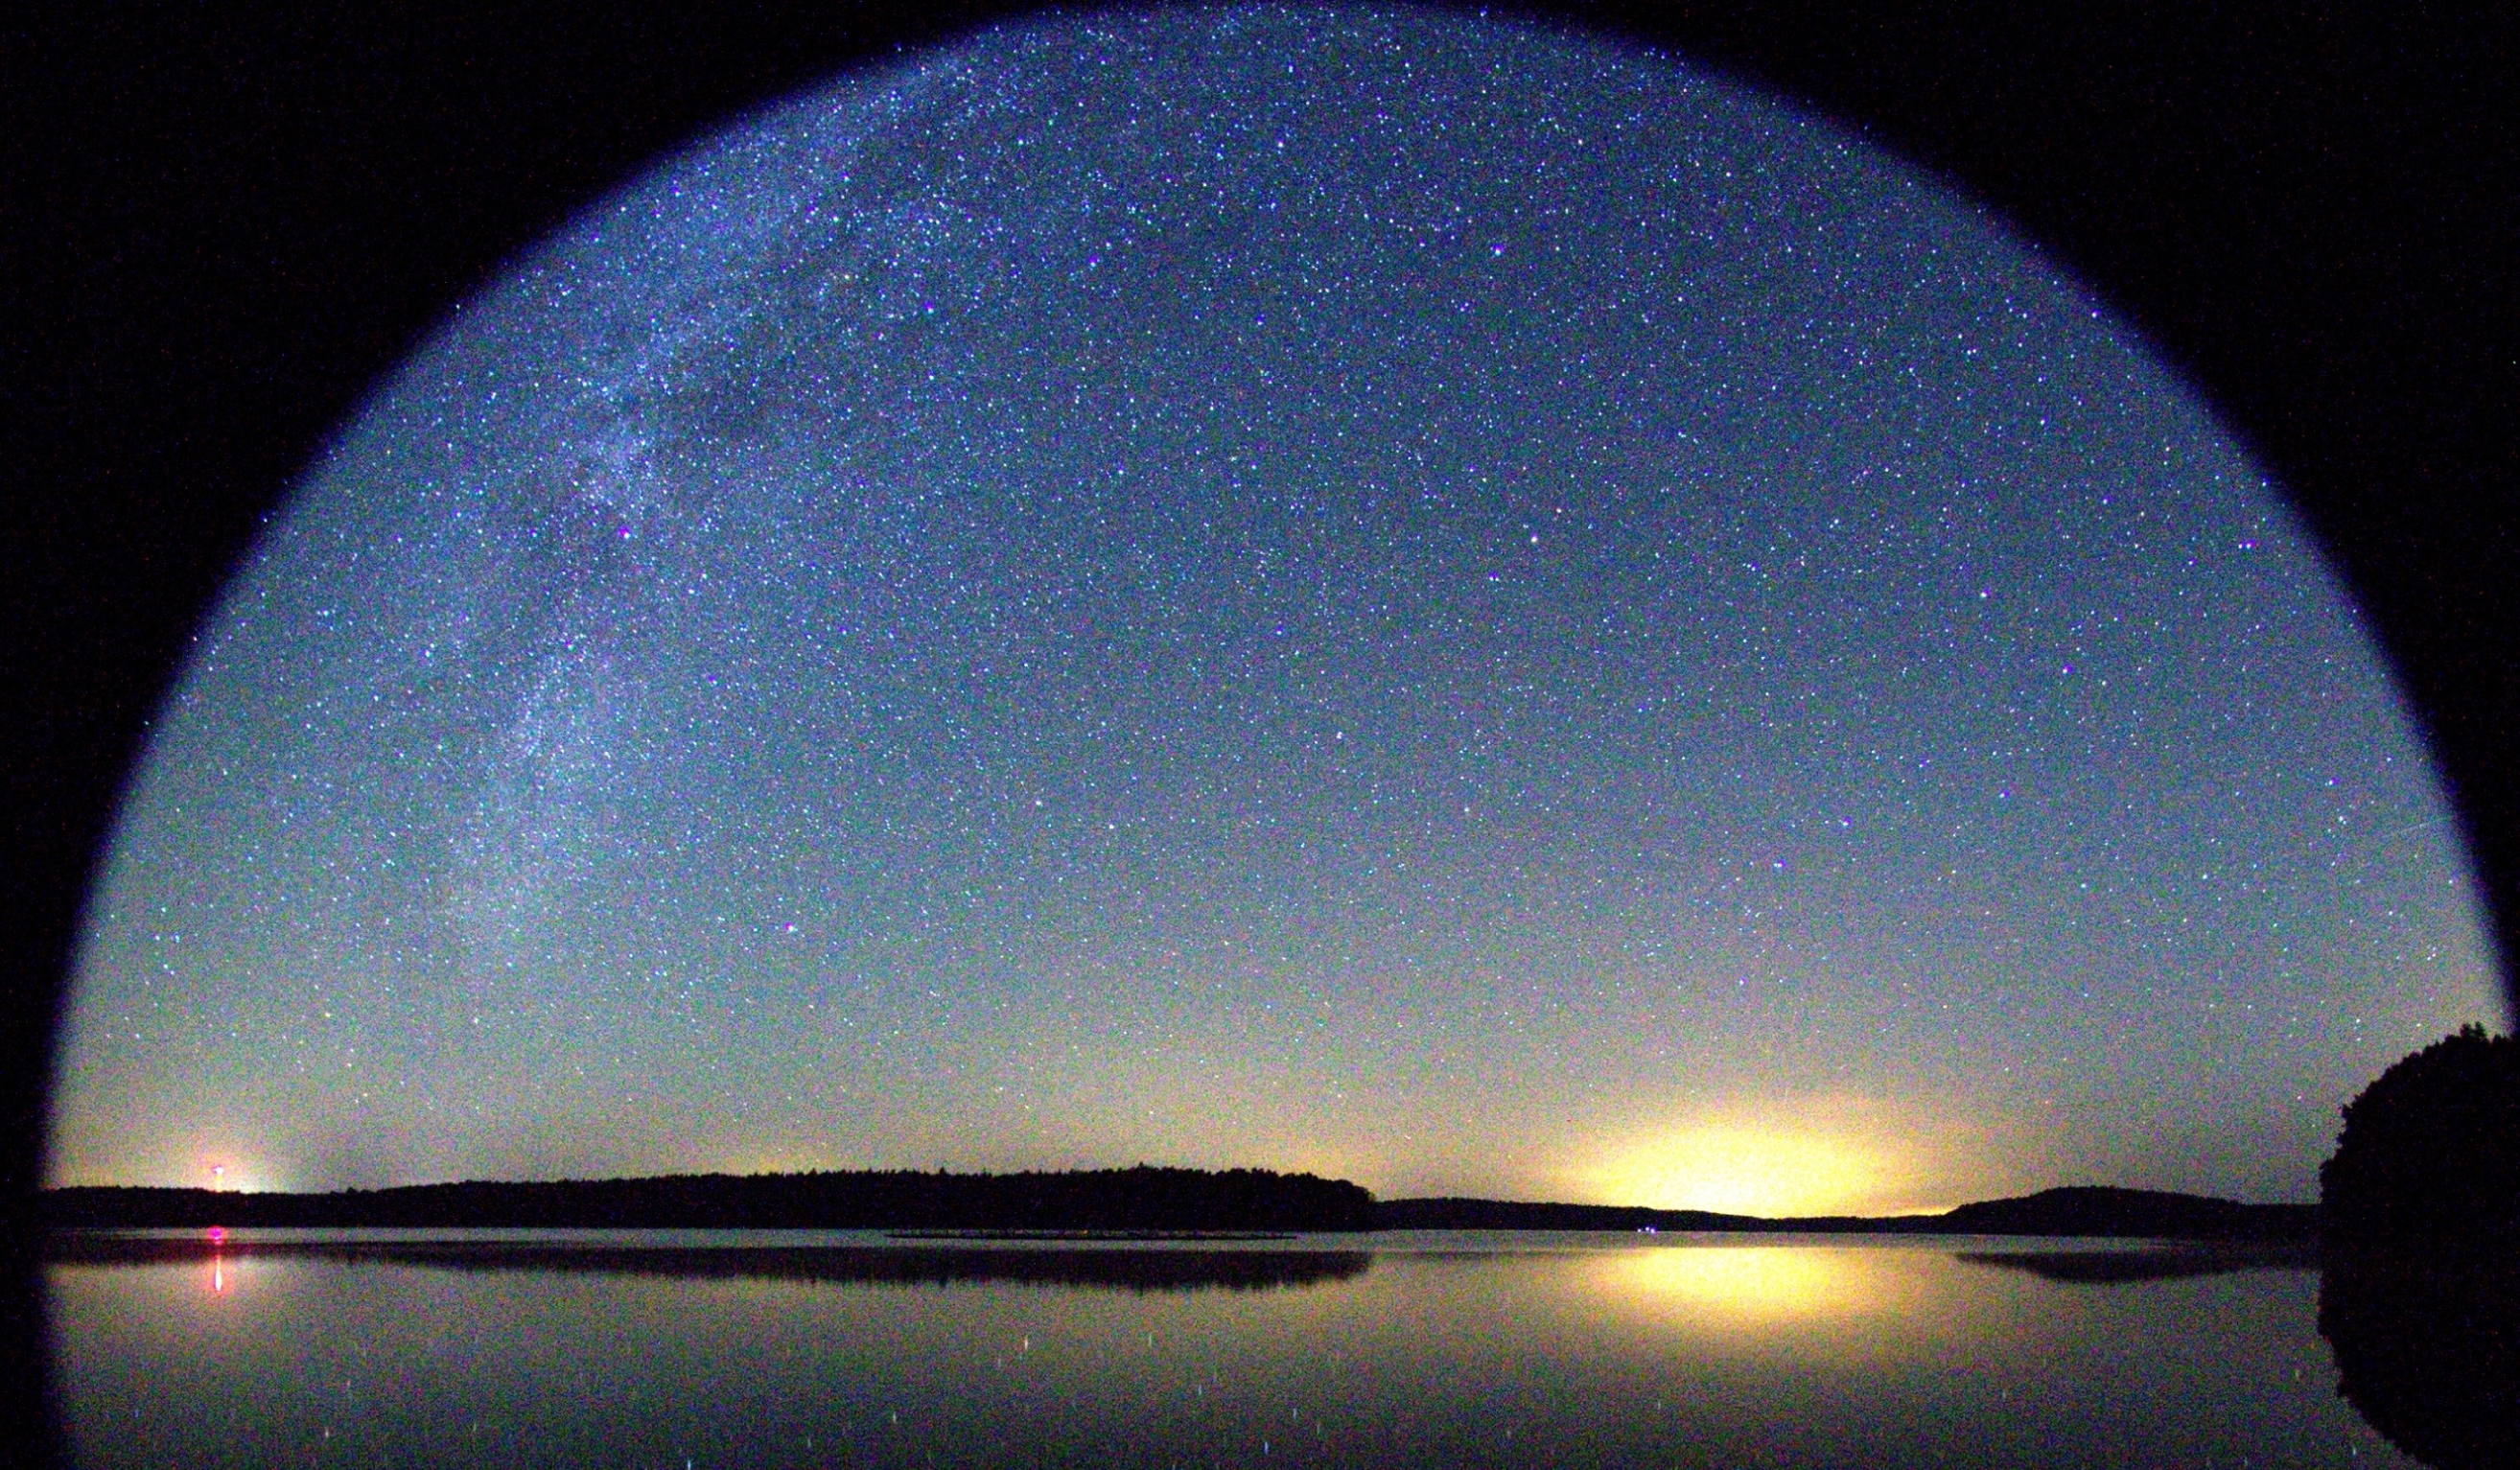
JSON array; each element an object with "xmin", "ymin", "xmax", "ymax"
[
  {"xmin": 47, "ymin": 1232, "xmax": 2420, "ymax": 1468},
  {"xmin": 50, "ymin": 1228, "xmax": 1372, "ymax": 1295}
]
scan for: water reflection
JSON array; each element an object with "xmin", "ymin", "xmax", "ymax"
[
  {"xmin": 50, "ymin": 1229, "xmax": 1373, "ymax": 1294},
  {"xmin": 49, "ymin": 1233, "xmax": 2411, "ymax": 1468},
  {"xmin": 1589, "ymin": 1240, "xmax": 1911, "ymax": 1326},
  {"xmin": 2320, "ymin": 1243, "xmax": 2520, "ymax": 1470},
  {"xmin": 1958, "ymin": 1239, "xmax": 2322, "ymax": 1284}
]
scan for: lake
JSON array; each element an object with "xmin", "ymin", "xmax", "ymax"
[{"xmin": 46, "ymin": 1230, "xmax": 2414, "ymax": 1467}]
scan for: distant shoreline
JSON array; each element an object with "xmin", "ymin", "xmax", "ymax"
[
  {"xmin": 38, "ymin": 1170, "xmax": 2318, "ymax": 1242},
  {"xmin": 1377, "ymin": 1188, "xmax": 2316, "ymax": 1239}
]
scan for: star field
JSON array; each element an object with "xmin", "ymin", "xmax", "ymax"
[{"xmin": 49, "ymin": 8, "xmax": 2500, "ymax": 1212}]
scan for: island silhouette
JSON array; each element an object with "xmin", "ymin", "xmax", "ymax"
[{"xmin": 42, "ymin": 1165, "xmax": 2314, "ymax": 1239}]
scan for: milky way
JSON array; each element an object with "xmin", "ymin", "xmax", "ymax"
[{"xmin": 50, "ymin": 7, "xmax": 2500, "ymax": 1210}]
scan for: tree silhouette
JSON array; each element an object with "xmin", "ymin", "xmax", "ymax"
[
  {"xmin": 2322, "ymin": 1024, "xmax": 2520, "ymax": 1242},
  {"xmin": 2315, "ymin": 1028, "xmax": 2520, "ymax": 1466},
  {"xmin": 40, "ymin": 1165, "xmax": 1378, "ymax": 1232}
]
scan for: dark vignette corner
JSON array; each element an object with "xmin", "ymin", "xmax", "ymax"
[{"xmin": 7, "ymin": 1, "xmax": 2513, "ymax": 1461}]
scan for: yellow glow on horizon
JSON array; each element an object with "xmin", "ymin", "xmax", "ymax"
[{"xmin": 1577, "ymin": 1121, "xmax": 1910, "ymax": 1218}]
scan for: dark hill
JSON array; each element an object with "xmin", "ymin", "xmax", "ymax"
[{"xmin": 1933, "ymin": 1186, "xmax": 2316, "ymax": 1240}]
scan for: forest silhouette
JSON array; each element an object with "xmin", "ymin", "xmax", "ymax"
[{"xmin": 2317, "ymin": 1025, "xmax": 2520, "ymax": 1470}]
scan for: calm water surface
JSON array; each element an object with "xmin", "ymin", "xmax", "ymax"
[{"xmin": 48, "ymin": 1231, "xmax": 2405, "ymax": 1468}]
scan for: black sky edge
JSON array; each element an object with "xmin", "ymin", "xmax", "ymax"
[{"xmin": 7, "ymin": 0, "xmax": 2514, "ymax": 1458}]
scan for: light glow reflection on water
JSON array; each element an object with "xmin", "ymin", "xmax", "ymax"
[{"xmin": 48, "ymin": 1231, "xmax": 2408, "ymax": 1468}]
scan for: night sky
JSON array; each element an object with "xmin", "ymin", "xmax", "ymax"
[{"xmin": 48, "ymin": 8, "xmax": 2501, "ymax": 1214}]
